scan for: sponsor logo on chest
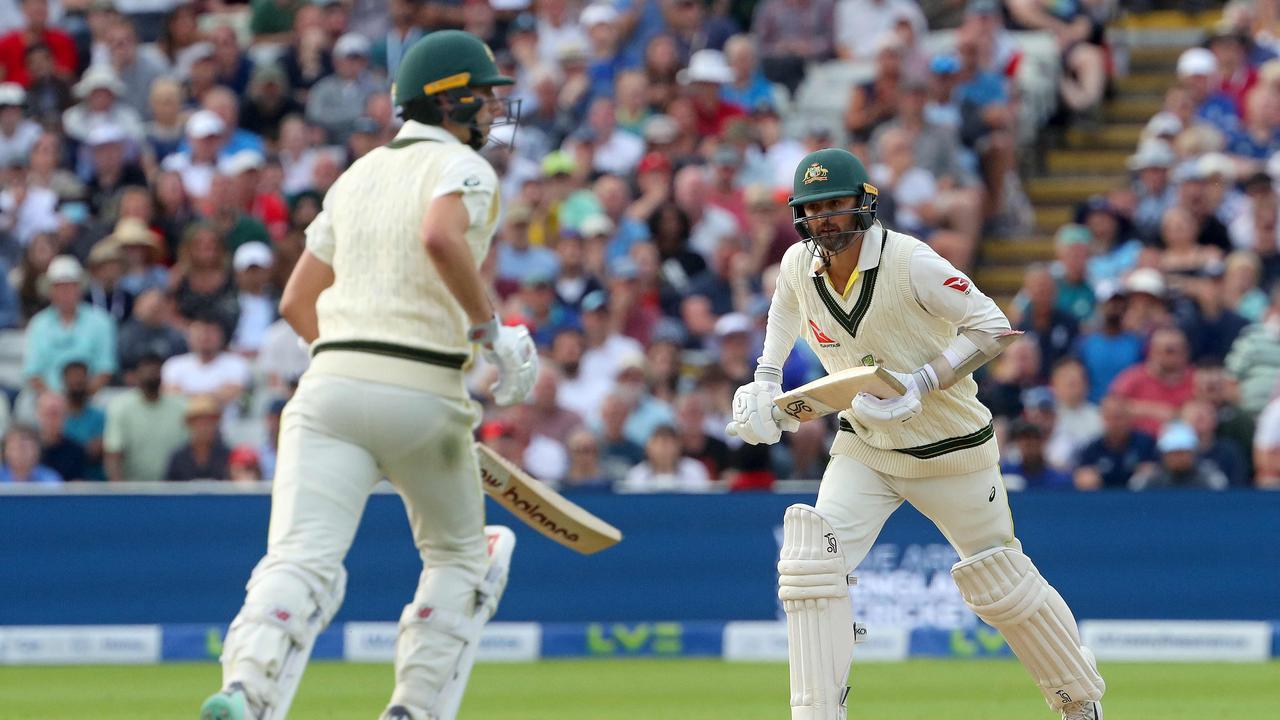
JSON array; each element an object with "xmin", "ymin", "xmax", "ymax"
[{"xmin": 809, "ymin": 320, "xmax": 841, "ymax": 348}]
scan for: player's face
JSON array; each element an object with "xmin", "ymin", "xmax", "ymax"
[{"xmin": 801, "ymin": 196, "xmax": 860, "ymax": 241}]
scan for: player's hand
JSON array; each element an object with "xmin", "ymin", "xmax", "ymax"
[
  {"xmin": 851, "ymin": 387, "xmax": 922, "ymax": 429},
  {"xmin": 476, "ymin": 319, "xmax": 538, "ymax": 406},
  {"xmin": 726, "ymin": 381, "xmax": 799, "ymax": 445}
]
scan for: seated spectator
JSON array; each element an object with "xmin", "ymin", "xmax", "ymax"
[
  {"xmin": 977, "ymin": 335, "xmax": 1041, "ymax": 421},
  {"xmin": 162, "ymin": 315, "xmax": 251, "ymax": 407},
  {"xmin": 1005, "ymin": 0, "xmax": 1107, "ymax": 114},
  {"xmin": 171, "ymin": 223, "xmax": 239, "ymax": 337},
  {"xmin": 951, "ymin": 33, "xmax": 1016, "ymax": 223},
  {"xmin": 516, "ymin": 273, "xmax": 579, "ymax": 349},
  {"xmin": 83, "ymin": 240, "xmax": 133, "ymax": 324},
  {"xmin": 1012, "ymin": 264, "xmax": 1078, "ymax": 383},
  {"xmin": 305, "ymin": 33, "xmax": 379, "ymax": 145},
  {"xmin": 143, "ymin": 77, "xmax": 186, "ymax": 165},
  {"xmin": 1171, "ymin": 263, "xmax": 1248, "ymax": 366},
  {"xmin": 1159, "ymin": 206, "xmax": 1222, "ymax": 274},
  {"xmin": 676, "ymin": 391, "xmax": 730, "ymax": 481},
  {"xmin": 1172, "ymin": 161, "xmax": 1233, "ymax": 254},
  {"xmin": 1074, "ymin": 395, "xmax": 1158, "ymax": 490},
  {"xmin": 550, "ymin": 327, "xmax": 605, "ymax": 423},
  {"xmin": 1225, "ymin": 284, "xmax": 1280, "ymax": 417},
  {"xmin": 721, "ymin": 34, "xmax": 774, "ymax": 113},
  {"xmin": 105, "ymin": 354, "xmax": 188, "ymax": 482},
  {"xmin": 1051, "ymin": 225, "xmax": 1095, "ymax": 322},
  {"xmin": 256, "ymin": 398, "xmax": 285, "ymax": 482},
  {"xmin": 1206, "ymin": 25, "xmax": 1257, "ymax": 115},
  {"xmin": 0, "ymin": 155, "xmax": 60, "ymax": 246},
  {"xmin": 162, "ymin": 110, "xmax": 225, "ymax": 202},
  {"xmin": 678, "ymin": 48, "xmax": 747, "ymax": 136},
  {"xmin": 1182, "ymin": 397, "xmax": 1248, "ymax": 487},
  {"xmin": 0, "ymin": 83, "xmax": 39, "ymax": 169},
  {"xmin": 0, "ymin": 0, "xmax": 77, "ymax": 88},
  {"xmin": 10, "ymin": 231, "xmax": 56, "ymax": 321},
  {"xmin": 257, "ymin": 318, "xmax": 310, "ymax": 398},
  {"xmin": 165, "ymin": 394, "xmax": 231, "ymax": 481},
  {"xmin": 1130, "ymin": 421, "xmax": 1229, "ymax": 490},
  {"xmin": 229, "ymin": 242, "xmax": 277, "ymax": 356},
  {"xmin": 1047, "ymin": 358, "xmax": 1102, "ymax": 471},
  {"xmin": 35, "ymin": 390, "xmax": 86, "ymax": 481},
  {"xmin": 228, "ymin": 445, "xmax": 262, "ymax": 483},
  {"xmin": 204, "ymin": 170, "xmax": 271, "ymax": 252},
  {"xmin": 62, "ymin": 66, "xmax": 143, "ymax": 148},
  {"xmin": 527, "ymin": 365, "xmax": 585, "ymax": 440},
  {"xmin": 1173, "ymin": 47, "xmax": 1240, "ymax": 136},
  {"xmin": 845, "ymin": 37, "xmax": 905, "ymax": 145},
  {"xmin": 836, "ymin": 0, "xmax": 926, "ymax": 62},
  {"xmin": 1000, "ymin": 419, "xmax": 1072, "ymax": 491},
  {"xmin": 24, "ymin": 132, "xmax": 82, "ymax": 203},
  {"xmin": 617, "ymin": 424, "xmax": 712, "ymax": 492},
  {"xmin": 495, "ymin": 203, "xmax": 559, "ymax": 287},
  {"xmin": 1227, "ymin": 86, "xmax": 1280, "ymax": 163},
  {"xmin": 111, "ymin": 218, "xmax": 168, "ymax": 296},
  {"xmin": 23, "ymin": 43, "xmax": 73, "ymax": 127},
  {"xmin": 0, "ymin": 424, "xmax": 61, "ymax": 483},
  {"xmin": 23, "ymin": 255, "xmax": 116, "ymax": 394},
  {"xmin": 1108, "ymin": 326, "xmax": 1196, "ymax": 437},
  {"xmin": 60, "ymin": 361, "xmax": 104, "ymax": 480},
  {"xmin": 1076, "ymin": 284, "xmax": 1144, "ymax": 404},
  {"xmin": 117, "ymin": 288, "xmax": 187, "ymax": 371},
  {"xmin": 102, "ymin": 18, "xmax": 166, "ymax": 118},
  {"xmin": 753, "ymin": 0, "xmax": 836, "ymax": 94},
  {"xmin": 561, "ymin": 428, "xmax": 612, "ymax": 491},
  {"xmin": 1222, "ymin": 250, "xmax": 1268, "ymax": 323},
  {"xmin": 1252, "ymin": 393, "xmax": 1280, "ymax": 487},
  {"xmin": 553, "ymin": 226, "xmax": 604, "ymax": 310},
  {"xmin": 241, "ymin": 64, "xmax": 304, "ymax": 143},
  {"xmin": 594, "ymin": 390, "xmax": 645, "ymax": 484},
  {"xmin": 1128, "ymin": 140, "xmax": 1177, "ymax": 242},
  {"xmin": 1228, "ymin": 173, "xmax": 1280, "ymax": 262}
]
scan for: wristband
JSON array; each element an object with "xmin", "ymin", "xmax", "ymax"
[
  {"xmin": 468, "ymin": 315, "xmax": 500, "ymax": 346},
  {"xmin": 754, "ymin": 362, "xmax": 784, "ymax": 385}
]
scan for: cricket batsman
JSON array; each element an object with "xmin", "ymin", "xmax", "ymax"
[
  {"xmin": 200, "ymin": 30, "xmax": 538, "ymax": 720},
  {"xmin": 727, "ymin": 148, "xmax": 1104, "ymax": 719}
]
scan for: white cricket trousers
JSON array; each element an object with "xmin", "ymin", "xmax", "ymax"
[
  {"xmin": 815, "ymin": 454, "xmax": 1019, "ymax": 569},
  {"xmin": 230, "ymin": 372, "xmax": 488, "ymax": 703}
]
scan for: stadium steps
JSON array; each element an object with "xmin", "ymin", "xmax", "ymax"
[{"xmin": 981, "ymin": 9, "xmax": 1200, "ymax": 305}]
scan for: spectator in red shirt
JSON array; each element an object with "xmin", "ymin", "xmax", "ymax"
[
  {"xmin": 1108, "ymin": 326, "xmax": 1197, "ymax": 437},
  {"xmin": 0, "ymin": 0, "xmax": 77, "ymax": 88},
  {"xmin": 677, "ymin": 49, "xmax": 744, "ymax": 138}
]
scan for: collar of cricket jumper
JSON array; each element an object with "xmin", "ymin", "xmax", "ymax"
[
  {"xmin": 810, "ymin": 224, "xmax": 884, "ymax": 277},
  {"xmin": 387, "ymin": 121, "xmax": 461, "ymax": 148}
]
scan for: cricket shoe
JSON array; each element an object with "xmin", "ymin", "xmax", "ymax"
[
  {"xmin": 379, "ymin": 705, "xmax": 417, "ymax": 720},
  {"xmin": 1061, "ymin": 700, "xmax": 1103, "ymax": 720},
  {"xmin": 200, "ymin": 682, "xmax": 256, "ymax": 720}
]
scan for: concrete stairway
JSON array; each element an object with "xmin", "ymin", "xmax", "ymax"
[{"xmin": 975, "ymin": 9, "xmax": 1224, "ymax": 308}]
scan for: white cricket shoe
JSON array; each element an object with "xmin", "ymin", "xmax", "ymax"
[{"xmin": 1061, "ymin": 700, "xmax": 1103, "ymax": 719}]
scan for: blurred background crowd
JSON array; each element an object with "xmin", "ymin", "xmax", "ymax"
[{"xmin": 0, "ymin": 0, "xmax": 1274, "ymax": 493}]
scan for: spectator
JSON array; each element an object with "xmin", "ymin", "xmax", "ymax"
[
  {"xmin": 1000, "ymin": 419, "xmax": 1072, "ymax": 491},
  {"xmin": 1109, "ymin": 326, "xmax": 1197, "ymax": 437},
  {"xmin": 143, "ymin": 78, "xmax": 185, "ymax": 174},
  {"xmin": 721, "ymin": 34, "xmax": 774, "ymax": 112},
  {"xmin": 1226, "ymin": 86, "xmax": 1280, "ymax": 163},
  {"xmin": 527, "ymin": 365, "xmax": 585, "ymax": 440},
  {"xmin": 305, "ymin": 32, "xmax": 379, "ymax": 144},
  {"xmin": 62, "ymin": 66, "xmax": 143, "ymax": 147},
  {"xmin": 209, "ymin": 25, "xmax": 253, "ymax": 96},
  {"xmin": 154, "ymin": 4, "xmax": 203, "ymax": 80},
  {"xmin": 257, "ymin": 398, "xmax": 286, "ymax": 481},
  {"xmin": 112, "ymin": 217, "xmax": 168, "ymax": 296},
  {"xmin": 1173, "ymin": 160, "xmax": 1233, "ymax": 254},
  {"xmin": 1172, "ymin": 263, "xmax": 1248, "ymax": 365},
  {"xmin": 199, "ymin": 88, "xmax": 267, "ymax": 160},
  {"xmin": 277, "ymin": 4, "xmax": 333, "ymax": 100},
  {"xmin": 1074, "ymin": 395, "xmax": 1159, "ymax": 490},
  {"xmin": 617, "ymin": 424, "xmax": 712, "ymax": 492},
  {"xmin": 1225, "ymin": 284, "xmax": 1280, "ymax": 417},
  {"xmin": 117, "ymin": 288, "xmax": 187, "ymax": 371},
  {"xmin": 162, "ymin": 110, "xmax": 225, "ymax": 202},
  {"xmin": 1005, "ymin": 0, "xmax": 1107, "ymax": 114},
  {"xmin": 674, "ymin": 164, "xmax": 740, "ymax": 260},
  {"xmin": 1121, "ymin": 268, "xmax": 1172, "ymax": 341},
  {"xmin": 370, "ymin": 0, "xmax": 424, "ymax": 79},
  {"xmin": 256, "ymin": 317, "xmax": 310, "ymax": 398},
  {"xmin": 1160, "ymin": 206, "xmax": 1222, "ymax": 274},
  {"xmin": 240, "ymin": 64, "xmax": 303, "ymax": 143},
  {"xmin": 0, "ymin": 424, "xmax": 61, "ymax": 483},
  {"xmin": 1012, "ymin": 264, "xmax": 1078, "ymax": 382},
  {"xmin": 102, "ymin": 18, "xmax": 166, "ymax": 117},
  {"xmin": 23, "ymin": 42, "xmax": 72, "ymax": 126},
  {"xmin": 183, "ymin": 43, "xmax": 220, "ymax": 110},
  {"xmin": 952, "ymin": 33, "xmax": 1017, "ymax": 223},
  {"xmin": 835, "ymin": 0, "xmax": 926, "ymax": 62},
  {"xmin": 553, "ymin": 225, "xmax": 603, "ymax": 309},
  {"xmin": 845, "ymin": 37, "xmax": 905, "ymax": 144},
  {"xmin": 1252, "ymin": 393, "xmax": 1280, "ymax": 487},
  {"xmin": 1128, "ymin": 139, "xmax": 1177, "ymax": 243},
  {"xmin": 35, "ymin": 389, "xmax": 85, "ymax": 480},
  {"xmin": 1131, "ymin": 421, "xmax": 1229, "ymax": 490},
  {"xmin": 204, "ymin": 170, "xmax": 271, "ymax": 252},
  {"xmin": 1182, "ymin": 397, "xmax": 1248, "ymax": 487},
  {"xmin": 1205, "ymin": 26, "xmax": 1256, "ymax": 114},
  {"xmin": 495, "ymin": 203, "xmax": 559, "ymax": 287},
  {"xmin": 170, "ymin": 223, "xmax": 239, "ymax": 337},
  {"xmin": 561, "ymin": 427, "xmax": 611, "ymax": 491},
  {"xmin": 516, "ymin": 273, "xmax": 579, "ymax": 349},
  {"xmin": 595, "ymin": 390, "xmax": 644, "ymax": 484},
  {"xmin": 23, "ymin": 255, "xmax": 116, "ymax": 394},
  {"xmin": 60, "ymin": 360, "xmax": 104, "ymax": 480},
  {"xmin": 675, "ymin": 391, "xmax": 730, "ymax": 481},
  {"xmin": 229, "ymin": 242, "xmax": 277, "ymax": 356},
  {"xmin": 1075, "ymin": 282, "xmax": 1144, "ymax": 404},
  {"xmin": 25, "ymin": 132, "xmax": 82, "ymax": 203},
  {"xmin": 752, "ymin": 0, "xmax": 836, "ymax": 94},
  {"xmin": 82, "ymin": 123, "xmax": 147, "ymax": 217},
  {"xmin": 677, "ymin": 49, "xmax": 746, "ymax": 136},
  {"xmin": 1174, "ymin": 46, "xmax": 1240, "ymax": 135},
  {"xmin": 0, "ymin": 83, "xmax": 38, "ymax": 168},
  {"xmin": 1228, "ymin": 172, "xmax": 1280, "ymax": 259},
  {"xmin": 83, "ymin": 239, "xmax": 132, "ymax": 323},
  {"xmin": 1078, "ymin": 195, "xmax": 1142, "ymax": 288},
  {"xmin": 0, "ymin": 0, "xmax": 77, "ymax": 88},
  {"xmin": 977, "ymin": 334, "xmax": 1040, "ymax": 421},
  {"xmin": 1047, "ymin": 358, "xmax": 1102, "ymax": 471},
  {"xmin": 228, "ymin": 445, "xmax": 262, "ymax": 483},
  {"xmin": 1051, "ymin": 224, "xmax": 1095, "ymax": 322},
  {"xmin": 164, "ymin": 394, "xmax": 231, "ymax": 481},
  {"xmin": 161, "ymin": 315, "xmax": 251, "ymax": 407},
  {"xmin": 1222, "ymin": 250, "xmax": 1268, "ymax": 323},
  {"xmin": 10, "ymin": 230, "xmax": 56, "ymax": 320},
  {"xmin": 580, "ymin": 97, "xmax": 645, "ymax": 177}
]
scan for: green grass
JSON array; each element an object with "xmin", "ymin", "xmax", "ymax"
[{"xmin": 1, "ymin": 659, "xmax": 1277, "ymax": 719}]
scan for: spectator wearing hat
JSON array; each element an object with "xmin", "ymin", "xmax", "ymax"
[
  {"xmin": 1075, "ymin": 280, "xmax": 1143, "ymax": 404},
  {"xmin": 161, "ymin": 110, "xmax": 225, "ymax": 201},
  {"xmin": 1073, "ymin": 395, "xmax": 1157, "ymax": 490},
  {"xmin": 0, "ymin": 424, "xmax": 61, "ymax": 483},
  {"xmin": 241, "ymin": 64, "xmax": 303, "ymax": 143},
  {"xmin": 305, "ymin": 32, "xmax": 378, "ymax": 144},
  {"xmin": 229, "ymin": 241, "xmax": 277, "ymax": 355},
  {"xmin": 164, "ymin": 394, "xmax": 232, "ymax": 481},
  {"xmin": 117, "ymin": 287, "xmax": 186, "ymax": 371},
  {"xmin": 679, "ymin": 48, "xmax": 746, "ymax": 137},
  {"xmin": 1127, "ymin": 139, "xmax": 1177, "ymax": 242},
  {"xmin": 535, "ymin": 0, "xmax": 588, "ymax": 68},
  {"xmin": 1012, "ymin": 264, "xmax": 1078, "ymax": 383},
  {"xmin": 1109, "ymin": 326, "xmax": 1196, "ymax": 437},
  {"xmin": 495, "ymin": 203, "xmax": 559, "ymax": 288},
  {"xmin": 61, "ymin": 65, "xmax": 143, "ymax": 146},
  {"xmin": 23, "ymin": 254, "xmax": 116, "ymax": 395},
  {"xmin": 753, "ymin": 0, "xmax": 836, "ymax": 93},
  {"xmin": 83, "ymin": 123, "xmax": 146, "ymax": 215},
  {"xmin": 999, "ymin": 418, "xmax": 1071, "ymax": 491},
  {"xmin": 190, "ymin": 87, "xmax": 267, "ymax": 161},
  {"xmin": 35, "ymin": 389, "xmax": 86, "ymax": 480},
  {"xmin": 0, "ymin": 83, "xmax": 38, "ymax": 168},
  {"xmin": 845, "ymin": 36, "xmax": 905, "ymax": 144},
  {"xmin": 109, "ymin": 217, "xmax": 167, "ymax": 295},
  {"xmin": 101, "ymin": 19, "xmax": 166, "ymax": 117},
  {"xmin": 835, "ymin": 0, "xmax": 926, "ymax": 63},
  {"xmin": 617, "ymin": 423, "xmax": 712, "ymax": 492},
  {"xmin": 1131, "ymin": 420, "xmax": 1229, "ymax": 490},
  {"xmin": 1176, "ymin": 46, "xmax": 1241, "ymax": 135},
  {"xmin": 1226, "ymin": 87, "xmax": 1280, "ymax": 162},
  {"xmin": 1181, "ymin": 397, "xmax": 1248, "ymax": 487},
  {"xmin": 0, "ymin": 0, "xmax": 77, "ymax": 88},
  {"xmin": 83, "ymin": 239, "xmax": 132, "ymax": 322},
  {"xmin": 1047, "ymin": 224, "xmax": 1094, "ymax": 321}
]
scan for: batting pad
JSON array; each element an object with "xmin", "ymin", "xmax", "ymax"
[
  {"xmin": 778, "ymin": 504, "xmax": 856, "ymax": 720},
  {"xmin": 952, "ymin": 547, "xmax": 1105, "ymax": 710}
]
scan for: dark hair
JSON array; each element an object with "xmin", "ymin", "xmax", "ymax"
[
  {"xmin": 132, "ymin": 352, "xmax": 165, "ymax": 370},
  {"xmin": 61, "ymin": 360, "xmax": 89, "ymax": 376}
]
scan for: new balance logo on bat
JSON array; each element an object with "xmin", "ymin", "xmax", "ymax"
[{"xmin": 809, "ymin": 320, "xmax": 840, "ymax": 347}]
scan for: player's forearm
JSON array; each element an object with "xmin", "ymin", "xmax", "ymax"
[
  {"xmin": 921, "ymin": 329, "xmax": 1023, "ymax": 391},
  {"xmin": 757, "ymin": 275, "xmax": 803, "ymax": 376},
  {"xmin": 280, "ymin": 250, "xmax": 335, "ymax": 343}
]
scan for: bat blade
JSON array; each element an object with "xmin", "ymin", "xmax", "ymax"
[{"xmin": 773, "ymin": 366, "xmax": 905, "ymax": 423}]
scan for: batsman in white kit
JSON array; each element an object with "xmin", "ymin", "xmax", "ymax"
[
  {"xmin": 200, "ymin": 31, "xmax": 538, "ymax": 720},
  {"xmin": 727, "ymin": 148, "xmax": 1105, "ymax": 720}
]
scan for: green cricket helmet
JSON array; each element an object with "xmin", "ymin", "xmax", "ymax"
[
  {"xmin": 788, "ymin": 147, "xmax": 879, "ymax": 260},
  {"xmin": 393, "ymin": 30, "xmax": 516, "ymax": 149}
]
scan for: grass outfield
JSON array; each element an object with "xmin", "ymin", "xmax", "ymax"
[{"xmin": 1, "ymin": 659, "xmax": 1277, "ymax": 719}]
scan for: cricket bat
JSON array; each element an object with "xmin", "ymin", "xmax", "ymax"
[
  {"xmin": 476, "ymin": 443, "xmax": 622, "ymax": 555},
  {"xmin": 773, "ymin": 366, "xmax": 906, "ymax": 423}
]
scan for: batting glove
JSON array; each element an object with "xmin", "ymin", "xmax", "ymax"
[
  {"xmin": 726, "ymin": 364, "xmax": 800, "ymax": 445},
  {"xmin": 472, "ymin": 316, "xmax": 538, "ymax": 406}
]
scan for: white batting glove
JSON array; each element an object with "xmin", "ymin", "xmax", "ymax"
[
  {"xmin": 725, "ymin": 365, "xmax": 799, "ymax": 445},
  {"xmin": 472, "ymin": 316, "xmax": 538, "ymax": 406},
  {"xmin": 851, "ymin": 366, "xmax": 933, "ymax": 429}
]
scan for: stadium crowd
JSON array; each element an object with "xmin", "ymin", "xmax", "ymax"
[{"xmin": 0, "ymin": 0, "xmax": 1275, "ymax": 493}]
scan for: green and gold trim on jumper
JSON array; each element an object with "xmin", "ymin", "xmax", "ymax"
[
  {"xmin": 385, "ymin": 137, "xmax": 439, "ymax": 149},
  {"xmin": 810, "ymin": 236, "xmax": 885, "ymax": 338},
  {"xmin": 312, "ymin": 340, "xmax": 468, "ymax": 369},
  {"xmin": 838, "ymin": 419, "xmax": 995, "ymax": 459}
]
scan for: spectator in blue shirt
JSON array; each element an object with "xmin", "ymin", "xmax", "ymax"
[
  {"xmin": 61, "ymin": 361, "xmax": 105, "ymax": 480},
  {"xmin": 1075, "ymin": 284, "xmax": 1144, "ymax": 404},
  {"xmin": 22, "ymin": 256, "xmax": 117, "ymax": 395},
  {"xmin": 0, "ymin": 425, "xmax": 62, "ymax": 484},
  {"xmin": 1073, "ymin": 396, "xmax": 1158, "ymax": 490},
  {"xmin": 1177, "ymin": 47, "xmax": 1241, "ymax": 135},
  {"xmin": 1000, "ymin": 419, "xmax": 1073, "ymax": 490},
  {"xmin": 721, "ymin": 35, "xmax": 775, "ymax": 113},
  {"xmin": 582, "ymin": 4, "xmax": 634, "ymax": 106},
  {"xmin": 495, "ymin": 204, "xmax": 560, "ymax": 288}
]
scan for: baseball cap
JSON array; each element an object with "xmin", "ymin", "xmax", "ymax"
[
  {"xmin": 637, "ymin": 151, "xmax": 671, "ymax": 174},
  {"xmin": 0, "ymin": 82, "xmax": 25, "ymax": 106},
  {"xmin": 85, "ymin": 123, "xmax": 127, "ymax": 147},
  {"xmin": 1021, "ymin": 386, "xmax": 1056, "ymax": 411},
  {"xmin": 929, "ymin": 54, "xmax": 960, "ymax": 75},
  {"xmin": 1198, "ymin": 152, "xmax": 1235, "ymax": 181},
  {"xmin": 541, "ymin": 150, "xmax": 576, "ymax": 177},
  {"xmin": 46, "ymin": 255, "xmax": 84, "ymax": 284},
  {"xmin": 184, "ymin": 395, "xmax": 222, "ymax": 419},
  {"xmin": 1142, "ymin": 112, "xmax": 1184, "ymax": 141},
  {"xmin": 1125, "ymin": 268, "xmax": 1166, "ymax": 298},
  {"xmin": 714, "ymin": 312, "xmax": 752, "ymax": 337},
  {"xmin": 334, "ymin": 33, "xmax": 371, "ymax": 59},
  {"xmin": 217, "ymin": 150, "xmax": 265, "ymax": 176},
  {"xmin": 1054, "ymin": 223, "xmax": 1093, "ymax": 248},
  {"xmin": 679, "ymin": 49, "xmax": 734, "ymax": 85},
  {"xmin": 643, "ymin": 114, "xmax": 679, "ymax": 145},
  {"xmin": 73, "ymin": 66, "xmax": 125, "ymax": 99},
  {"xmin": 1177, "ymin": 47, "xmax": 1218, "ymax": 78},
  {"xmin": 580, "ymin": 214, "xmax": 615, "ymax": 238},
  {"xmin": 186, "ymin": 109, "xmax": 226, "ymax": 139},
  {"xmin": 1157, "ymin": 421, "xmax": 1198, "ymax": 453},
  {"xmin": 233, "ymin": 241, "xmax": 274, "ymax": 271},
  {"xmin": 1127, "ymin": 139, "xmax": 1176, "ymax": 171},
  {"xmin": 580, "ymin": 3, "xmax": 618, "ymax": 26},
  {"xmin": 581, "ymin": 289, "xmax": 608, "ymax": 312}
]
